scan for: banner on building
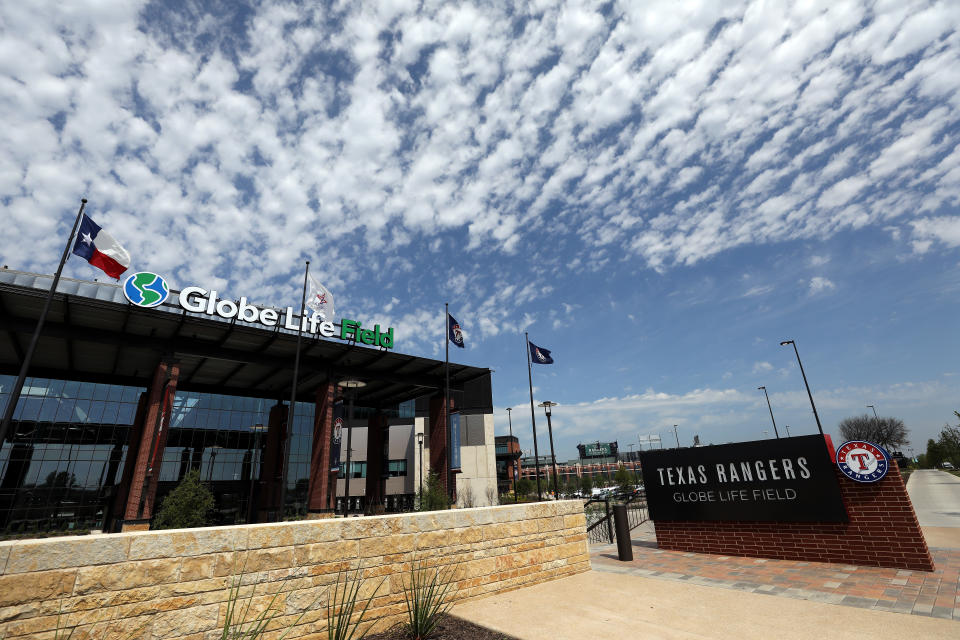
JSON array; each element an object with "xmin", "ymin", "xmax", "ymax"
[
  {"xmin": 330, "ymin": 400, "xmax": 344, "ymax": 472},
  {"xmin": 450, "ymin": 412, "xmax": 461, "ymax": 471}
]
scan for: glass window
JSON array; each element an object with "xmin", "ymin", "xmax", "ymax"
[
  {"xmin": 62, "ymin": 380, "xmax": 80, "ymax": 399},
  {"xmin": 38, "ymin": 398, "xmax": 59, "ymax": 422},
  {"xmin": 107, "ymin": 385, "xmax": 124, "ymax": 402},
  {"xmin": 92, "ymin": 384, "xmax": 108, "ymax": 401},
  {"xmin": 116, "ymin": 403, "xmax": 136, "ymax": 425},
  {"xmin": 55, "ymin": 398, "xmax": 76, "ymax": 422},
  {"xmin": 77, "ymin": 382, "xmax": 95, "ymax": 399}
]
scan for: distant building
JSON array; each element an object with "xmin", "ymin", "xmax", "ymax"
[{"xmin": 494, "ymin": 435, "xmax": 521, "ymax": 495}]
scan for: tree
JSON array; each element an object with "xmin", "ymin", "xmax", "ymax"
[
  {"xmin": 416, "ymin": 472, "xmax": 450, "ymax": 511},
  {"xmin": 838, "ymin": 414, "xmax": 909, "ymax": 450},
  {"xmin": 614, "ymin": 465, "xmax": 633, "ymax": 495},
  {"xmin": 153, "ymin": 470, "xmax": 215, "ymax": 530},
  {"xmin": 514, "ymin": 477, "xmax": 535, "ymax": 499},
  {"xmin": 926, "ymin": 438, "xmax": 947, "ymax": 469},
  {"xmin": 579, "ymin": 475, "xmax": 593, "ymax": 497}
]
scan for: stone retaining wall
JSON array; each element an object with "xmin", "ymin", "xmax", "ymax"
[{"xmin": 0, "ymin": 501, "xmax": 589, "ymax": 639}]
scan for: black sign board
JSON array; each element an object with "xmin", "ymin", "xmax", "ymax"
[{"xmin": 639, "ymin": 435, "xmax": 847, "ymax": 522}]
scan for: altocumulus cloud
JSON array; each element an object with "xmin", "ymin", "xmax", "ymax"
[{"xmin": 2, "ymin": 0, "xmax": 960, "ymax": 355}]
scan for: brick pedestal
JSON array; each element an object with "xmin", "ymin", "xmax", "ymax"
[{"xmin": 654, "ymin": 462, "xmax": 934, "ymax": 571}]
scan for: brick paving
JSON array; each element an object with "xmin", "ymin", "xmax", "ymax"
[{"xmin": 590, "ymin": 533, "xmax": 960, "ymax": 621}]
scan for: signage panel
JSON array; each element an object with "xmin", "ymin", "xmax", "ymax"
[
  {"xmin": 639, "ymin": 435, "xmax": 847, "ymax": 523},
  {"xmin": 579, "ymin": 442, "xmax": 617, "ymax": 458}
]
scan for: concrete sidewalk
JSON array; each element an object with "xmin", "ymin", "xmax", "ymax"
[
  {"xmin": 451, "ymin": 521, "xmax": 960, "ymax": 639},
  {"xmin": 452, "ymin": 569, "xmax": 959, "ymax": 640}
]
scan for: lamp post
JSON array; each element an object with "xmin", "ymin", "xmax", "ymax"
[
  {"xmin": 628, "ymin": 444, "xmax": 639, "ymax": 484},
  {"xmin": 785, "ymin": 425, "xmax": 791, "ymax": 437},
  {"xmin": 506, "ymin": 407, "xmax": 518, "ymax": 503},
  {"xmin": 757, "ymin": 386, "xmax": 780, "ymax": 438},
  {"xmin": 416, "ymin": 432, "xmax": 424, "ymax": 508},
  {"xmin": 673, "ymin": 424, "xmax": 680, "ymax": 448},
  {"xmin": 538, "ymin": 401, "xmax": 560, "ymax": 499},
  {"xmin": 338, "ymin": 379, "xmax": 366, "ymax": 515},
  {"xmin": 779, "ymin": 339, "xmax": 824, "ymax": 435}
]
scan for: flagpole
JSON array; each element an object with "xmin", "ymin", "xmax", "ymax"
[
  {"xmin": 525, "ymin": 332, "xmax": 543, "ymax": 501},
  {"xmin": 0, "ymin": 198, "xmax": 87, "ymax": 447},
  {"xmin": 444, "ymin": 302, "xmax": 452, "ymax": 503},
  {"xmin": 279, "ymin": 260, "xmax": 309, "ymax": 521}
]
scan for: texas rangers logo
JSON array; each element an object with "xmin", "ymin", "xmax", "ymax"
[
  {"xmin": 333, "ymin": 417, "xmax": 343, "ymax": 444},
  {"xmin": 535, "ymin": 348, "xmax": 547, "ymax": 362},
  {"xmin": 836, "ymin": 440, "xmax": 889, "ymax": 483}
]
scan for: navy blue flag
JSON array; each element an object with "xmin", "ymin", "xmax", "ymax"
[
  {"xmin": 448, "ymin": 313, "xmax": 465, "ymax": 348},
  {"xmin": 529, "ymin": 341, "xmax": 554, "ymax": 364}
]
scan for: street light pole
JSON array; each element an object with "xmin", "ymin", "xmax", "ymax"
[
  {"xmin": 673, "ymin": 424, "xmax": 680, "ymax": 448},
  {"xmin": 628, "ymin": 444, "xmax": 639, "ymax": 484},
  {"xmin": 757, "ymin": 386, "xmax": 780, "ymax": 438},
  {"xmin": 785, "ymin": 425, "xmax": 791, "ymax": 437},
  {"xmin": 507, "ymin": 407, "xmax": 517, "ymax": 503},
  {"xmin": 338, "ymin": 379, "xmax": 366, "ymax": 515},
  {"xmin": 416, "ymin": 432, "xmax": 424, "ymax": 507},
  {"xmin": 538, "ymin": 401, "xmax": 560, "ymax": 499},
  {"xmin": 780, "ymin": 339, "xmax": 824, "ymax": 435}
]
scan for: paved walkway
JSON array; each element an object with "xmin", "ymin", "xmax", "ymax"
[
  {"xmin": 590, "ymin": 536, "xmax": 960, "ymax": 619},
  {"xmin": 908, "ymin": 470, "xmax": 960, "ymax": 527}
]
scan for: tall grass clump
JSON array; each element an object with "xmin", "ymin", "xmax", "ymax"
[
  {"xmin": 326, "ymin": 566, "xmax": 385, "ymax": 640},
  {"xmin": 402, "ymin": 557, "xmax": 462, "ymax": 640}
]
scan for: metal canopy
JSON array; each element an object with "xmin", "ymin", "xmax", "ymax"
[{"xmin": 0, "ymin": 270, "xmax": 491, "ymax": 409}]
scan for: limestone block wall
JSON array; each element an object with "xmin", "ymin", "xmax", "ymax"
[{"xmin": 0, "ymin": 501, "xmax": 589, "ymax": 639}]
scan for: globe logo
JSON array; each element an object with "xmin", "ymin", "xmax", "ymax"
[{"xmin": 123, "ymin": 272, "xmax": 170, "ymax": 308}]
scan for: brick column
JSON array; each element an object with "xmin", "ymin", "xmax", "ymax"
[
  {"xmin": 120, "ymin": 359, "xmax": 179, "ymax": 531},
  {"xmin": 306, "ymin": 382, "xmax": 335, "ymax": 518},
  {"xmin": 428, "ymin": 395, "xmax": 449, "ymax": 496},
  {"xmin": 256, "ymin": 403, "xmax": 287, "ymax": 523},
  {"xmin": 365, "ymin": 412, "xmax": 389, "ymax": 514}
]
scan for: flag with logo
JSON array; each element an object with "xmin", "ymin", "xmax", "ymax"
[
  {"xmin": 71, "ymin": 214, "xmax": 131, "ymax": 279},
  {"xmin": 306, "ymin": 274, "xmax": 334, "ymax": 320},
  {"xmin": 528, "ymin": 341, "xmax": 554, "ymax": 364},
  {"xmin": 447, "ymin": 312, "xmax": 465, "ymax": 348}
]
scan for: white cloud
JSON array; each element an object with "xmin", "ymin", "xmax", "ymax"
[
  {"xmin": 910, "ymin": 216, "xmax": 960, "ymax": 251},
  {"xmin": 752, "ymin": 361, "xmax": 774, "ymax": 374},
  {"xmin": 2, "ymin": 0, "xmax": 960, "ymax": 355},
  {"xmin": 809, "ymin": 276, "xmax": 836, "ymax": 294}
]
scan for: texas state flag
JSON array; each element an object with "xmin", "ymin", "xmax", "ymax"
[{"xmin": 71, "ymin": 214, "xmax": 131, "ymax": 279}]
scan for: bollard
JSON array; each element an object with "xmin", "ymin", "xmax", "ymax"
[{"xmin": 613, "ymin": 504, "xmax": 633, "ymax": 561}]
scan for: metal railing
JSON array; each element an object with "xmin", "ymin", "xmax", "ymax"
[{"xmin": 585, "ymin": 490, "xmax": 648, "ymax": 544}]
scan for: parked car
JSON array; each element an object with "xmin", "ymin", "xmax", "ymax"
[{"xmin": 942, "ymin": 462, "xmax": 955, "ymax": 470}]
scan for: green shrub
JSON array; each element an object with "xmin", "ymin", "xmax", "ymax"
[
  {"xmin": 153, "ymin": 469, "xmax": 215, "ymax": 530},
  {"xmin": 416, "ymin": 472, "xmax": 450, "ymax": 511}
]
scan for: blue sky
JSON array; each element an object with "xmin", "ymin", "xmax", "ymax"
[{"xmin": 2, "ymin": 0, "xmax": 959, "ymax": 461}]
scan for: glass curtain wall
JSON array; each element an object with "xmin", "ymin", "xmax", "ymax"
[
  {"xmin": 157, "ymin": 390, "xmax": 315, "ymax": 525},
  {"xmin": 0, "ymin": 374, "xmax": 143, "ymax": 536}
]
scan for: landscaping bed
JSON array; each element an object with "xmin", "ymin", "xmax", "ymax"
[{"xmin": 366, "ymin": 615, "xmax": 518, "ymax": 640}]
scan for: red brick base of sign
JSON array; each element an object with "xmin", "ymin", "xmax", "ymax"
[{"xmin": 653, "ymin": 463, "xmax": 934, "ymax": 571}]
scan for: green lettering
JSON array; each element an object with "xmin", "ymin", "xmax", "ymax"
[
  {"xmin": 360, "ymin": 329, "xmax": 374, "ymax": 345},
  {"xmin": 340, "ymin": 319, "xmax": 359, "ymax": 340}
]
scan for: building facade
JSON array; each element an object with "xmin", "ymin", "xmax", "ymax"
[{"xmin": 0, "ymin": 269, "xmax": 495, "ymax": 535}]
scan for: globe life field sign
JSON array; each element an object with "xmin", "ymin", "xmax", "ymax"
[
  {"xmin": 123, "ymin": 272, "xmax": 395, "ymax": 349},
  {"xmin": 639, "ymin": 435, "xmax": 848, "ymax": 523}
]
